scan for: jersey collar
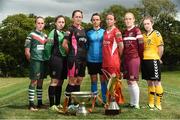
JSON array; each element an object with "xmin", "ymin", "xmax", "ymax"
[{"xmin": 147, "ymin": 30, "xmax": 154, "ymax": 36}]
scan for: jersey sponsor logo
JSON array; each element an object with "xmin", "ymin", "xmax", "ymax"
[
  {"xmin": 103, "ymin": 40, "xmax": 110, "ymax": 45},
  {"xmin": 79, "ymin": 37, "xmax": 87, "ymax": 43},
  {"xmin": 37, "ymin": 45, "xmax": 44, "ymax": 50}
]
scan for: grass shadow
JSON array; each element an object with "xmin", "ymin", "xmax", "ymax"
[{"xmin": 6, "ymin": 104, "xmax": 28, "ymax": 109}]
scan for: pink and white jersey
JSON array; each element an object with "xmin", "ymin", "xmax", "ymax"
[
  {"xmin": 123, "ymin": 26, "xmax": 144, "ymax": 59},
  {"xmin": 102, "ymin": 27, "xmax": 123, "ymax": 68}
]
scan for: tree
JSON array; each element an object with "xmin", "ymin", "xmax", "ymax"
[
  {"xmin": 100, "ymin": 5, "xmax": 127, "ymax": 29},
  {"xmin": 140, "ymin": 0, "xmax": 177, "ymax": 20},
  {"xmin": 0, "ymin": 13, "xmax": 88, "ymax": 77},
  {"xmin": 99, "ymin": 0, "xmax": 180, "ymax": 68},
  {"xmin": 140, "ymin": 0, "xmax": 180, "ymax": 66},
  {"xmin": 0, "ymin": 52, "xmax": 16, "ymax": 77},
  {"xmin": 0, "ymin": 14, "xmax": 34, "ymax": 76}
]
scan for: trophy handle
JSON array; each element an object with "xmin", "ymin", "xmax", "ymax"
[{"xmin": 101, "ymin": 69, "xmax": 112, "ymax": 80}]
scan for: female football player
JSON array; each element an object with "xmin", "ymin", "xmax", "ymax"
[
  {"xmin": 123, "ymin": 12, "xmax": 144, "ymax": 109},
  {"xmin": 102, "ymin": 12, "xmax": 124, "ymax": 105},
  {"xmin": 86, "ymin": 13, "xmax": 106, "ymax": 103},
  {"xmin": 25, "ymin": 16, "xmax": 47, "ymax": 111},
  {"xmin": 142, "ymin": 16, "xmax": 164, "ymax": 110},
  {"xmin": 45, "ymin": 15, "xmax": 67, "ymax": 111},
  {"xmin": 62, "ymin": 10, "xmax": 87, "ymax": 105}
]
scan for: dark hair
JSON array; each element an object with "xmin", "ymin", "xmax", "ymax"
[
  {"xmin": 55, "ymin": 15, "xmax": 65, "ymax": 22},
  {"xmin": 91, "ymin": 13, "xmax": 101, "ymax": 22},
  {"xmin": 72, "ymin": 10, "xmax": 83, "ymax": 18},
  {"xmin": 106, "ymin": 12, "xmax": 116, "ymax": 20},
  {"xmin": 35, "ymin": 16, "xmax": 44, "ymax": 23}
]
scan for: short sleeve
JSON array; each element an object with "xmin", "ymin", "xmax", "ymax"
[
  {"xmin": 48, "ymin": 29, "xmax": 54, "ymax": 41},
  {"xmin": 114, "ymin": 28, "xmax": 123, "ymax": 43},
  {"xmin": 135, "ymin": 27, "xmax": 144, "ymax": 44},
  {"xmin": 24, "ymin": 33, "xmax": 32, "ymax": 48},
  {"xmin": 155, "ymin": 30, "xmax": 164, "ymax": 46},
  {"xmin": 64, "ymin": 27, "xmax": 73, "ymax": 42}
]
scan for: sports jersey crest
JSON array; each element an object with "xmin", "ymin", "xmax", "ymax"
[{"xmin": 129, "ymin": 32, "xmax": 134, "ymax": 37}]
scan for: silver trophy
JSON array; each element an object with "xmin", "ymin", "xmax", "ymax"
[{"xmin": 70, "ymin": 91, "xmax": 92, "ymax": 116}]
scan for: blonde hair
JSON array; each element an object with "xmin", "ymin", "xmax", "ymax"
[{"xmin": 124, "ymin": 12, "xmax": 135, "ymax": 19}]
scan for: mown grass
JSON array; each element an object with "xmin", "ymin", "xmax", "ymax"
[{"xmin": 0, "ymin": 71, "xmax": 180, "ymax": 119}]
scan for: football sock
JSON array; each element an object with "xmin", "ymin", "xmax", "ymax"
[
  {"xmin": 37, "ymin": 86, "xmax": 43, "ymax": 105},
  {"xmin": 101, "ymin": 81, "xmax": 107, "ymax": 103},
  {"xmin": 155, "ymin": 85, "xmax": 163, "ymax": 109},
  {"xmin": 128, "ymin": 83, "xmax": 140, "ymax": 107},
  {"xmin": 28, "ymin": 85, "xmax": 35, "ymax": 107},
  {"xmin": 148, "ymin": 86, "xmax": 155, "ymax": 108},
  {"xmin": 91, "ymin": 81, "xmax": 98, "ymax": 95},
  {"xmin": 55, "ymin": 86, "xmax": 62, "ymax": 106},
  {"xmin": 48, "ymin": 86, "xmax": 55, "ymax": 107},
  {"xmin": 65, "ymin": 84, "xmax": 75, "ymax": 105},
  {"xmin": 132, "ymin": 83, "xmax": 140, "ymax": 107},
  {"xmin": 128, "ymin": 85, "xmax": 133, "ymax": 105}
]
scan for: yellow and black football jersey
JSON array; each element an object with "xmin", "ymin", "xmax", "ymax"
[{"xmin": 143, "ymin": 30, "xmax": 164, "ymax": 60}]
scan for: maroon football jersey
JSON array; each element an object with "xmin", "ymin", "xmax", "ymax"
[{"xmin": 123, "ymin": 26, "xmax": 144, "ymax": 59}]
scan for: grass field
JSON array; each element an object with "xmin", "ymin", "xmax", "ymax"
[{"xmin": 0, "ymin": 71, "xmax": 180, "ymax": 119}]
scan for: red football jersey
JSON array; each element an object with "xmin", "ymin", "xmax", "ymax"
[
  {"xmin": 123, "ymin": 26, "xmax": 144, "ymax": 59},
  {"xmin": 102, "ymin": 27, "xmax": 123, "ymax": 68}
]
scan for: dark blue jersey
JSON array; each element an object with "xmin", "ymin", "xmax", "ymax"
[{"xmin": 86, "ymin": 28, "xmax": 105, "ymax": 63}]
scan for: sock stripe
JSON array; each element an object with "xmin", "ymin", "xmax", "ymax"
[
  {"xmin": 29, "ymin": 92, "xmax": 35, "ymax": 95},
  {"xmin": 36, "ymin": 88, "xmax": 43, "ymax": 104},
  {"xmin": 156, "ymin": 93, "xmax": 163, "ymax": 97},
  {"xmin": 28, "ymin": 89, "xmax": 35, "ymax": 92},
  {"xmin": 37, "ymin": 90, "xmax": 42, "ymax": 92},
  {"xmin": 29, "ymin": 98, "xmax": 34, "ymax": 101},
  {"xmin": 150, "ymin": 92, "xmax": 155, "ymax": 95}
]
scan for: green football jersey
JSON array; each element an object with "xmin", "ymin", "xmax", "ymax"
[
  {"xmin": 24, "ymin": 30, "xmax": 47, "ymax": 61},
  {"xmin": 44, "ymin": 29, "xmax": 66, "ymax": 60}
]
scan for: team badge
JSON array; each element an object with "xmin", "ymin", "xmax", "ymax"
[
  {"xmin": 36, "ymin": 73, "xmax": 41, "ymax": 79},
  {"xmin": 129, "ymin": 32, "xmax": 134, "ymax": 37},
  {"xmin": 77, "ymin": 32, "xmax": 80, "ymax": 36},
  {"xmin": 147, "ymin": 39, "xmax": 151, "ymax": 45},
  {"xmin": 64, "ymin": 31, "xmax": 70, "ymax": 36}
]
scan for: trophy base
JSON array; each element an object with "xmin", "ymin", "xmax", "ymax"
[
  {"xmin": 105, "ymin": 109, "xmax": 121, "ymax": 115},
  {"xmin": 76, "ymin": 104, "xmax": 89, "ymax": 116}
]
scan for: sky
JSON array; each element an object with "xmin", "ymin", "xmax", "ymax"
[{"xmin": 0, "ymin": 0, "xmax": 180, "ymax": 23}]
